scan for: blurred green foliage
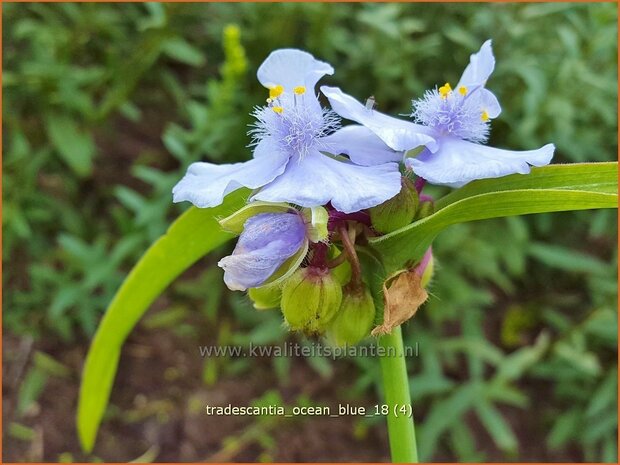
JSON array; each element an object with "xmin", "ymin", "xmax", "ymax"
[{"xmin": 3, "ymin": 2, "xmax": 617, "ymax": 461}]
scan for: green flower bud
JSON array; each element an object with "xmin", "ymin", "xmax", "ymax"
[
  {"xmin": 301, "ymin": 206, "xmax": 329, "ymax": 242},
  {"xmin": 420, "ymin": 253, "xmax": 434, "ymax": 288},
  {"xmin": 369, "ymin": 178, "xmax": 418, "ymax": 234},
  {"xmin": 330, "ymin": 248, "xmax": 352, "ymax": 286},
  {"xmin": 280, "ymin": 267, "xmax": 342, "ymax": 334},
  {"xmin": 417, "ymin": 247, "xmax": 434, "ymax": 288},
  {"xmin": 248, "ymin": 283, "xmax": 281, "ymax": 310},
  {"xmin": 327, "ymin": 286, "xmax": 376, "ymax": 347}
]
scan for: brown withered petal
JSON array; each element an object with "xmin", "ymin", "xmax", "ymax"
[{"xmin": 371, "ymin": 269, "xmax": 428, "ymax": 336}]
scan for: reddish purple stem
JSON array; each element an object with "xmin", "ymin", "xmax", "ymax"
[
  {"xmin": 327, "ymin": 210, "xmax": 370, "ymax": 231},
  {"xmin": 309, "ymin": 241, "xmax": 329, "ymax": 269}
]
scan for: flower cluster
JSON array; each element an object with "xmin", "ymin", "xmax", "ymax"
[
  {"xmin": 173, "ymin": 49, "xmax": 400, "ymax": 214},
  {"xmin": 173, "ymin": 43, "xmax": 554, "ymax": 344}
]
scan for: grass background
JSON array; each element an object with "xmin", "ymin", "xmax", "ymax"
[{"xmin": 3, "ymin": 2, "xmax": 618, "ymax": 462}]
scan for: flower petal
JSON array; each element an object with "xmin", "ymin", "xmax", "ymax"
[
  {"xmin": 257, "ymin": 49, "xmax": 334, "ymax": 92},
  {"xmin": 321, "ymin": 86, "xmax": 437, "ymax": 152},
  {"xmin": 457, "ymin": 40, "xmax": 495, "ymax": 90},
  {"xmin": 477, "ymin": 88, "xmax": 501, "ymax": 119},
  {"xmin": 218, "ymin": 212, "xmax": 306, "ymax": 291},
  {"xmin": 253, "ymin": 151, "xmax": 402, "ymax": 213},
  {"xmin": 321, "ymin": 125, "xmax": 403, "ymax": 166},
  {"xmin": 462, "ymin": 87, "xmax": 501, "ymax": 120},
  {"xmin": 172, "ymin": 138, "xmax": 289, "ymax": 208},
  {"xmin": 408, "ymin": 137, "xmax": 555, "ymax": 187}
]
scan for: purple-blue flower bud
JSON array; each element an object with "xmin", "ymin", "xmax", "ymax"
[{"xmin": 218, "ymin": 212, "xmax": 306, "ymax": 291}]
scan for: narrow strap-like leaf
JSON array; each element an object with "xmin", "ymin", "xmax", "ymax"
[
  {"xmin": 436, "ymin": 162, "xmax": 618, "ymax": 209},
  {"xmin": 77, "ymin": 189, "xmax": 248, "ymax": 453},
  {"xmin": 371, "ymin": 163, "xmax": 618, "ymax": 271}
]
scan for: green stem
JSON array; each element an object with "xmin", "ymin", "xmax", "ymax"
[{"xmin": 379, "ymin": 326, "xmax": 418, "ymax": 463}]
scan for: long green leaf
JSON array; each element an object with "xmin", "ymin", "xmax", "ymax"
[
  {"xmin": 77, "ymin": 189, "xmax": 248, "ymax": 453},
  {"xmin": 371, "ymin": 163, "xmax": 618, "ymax": 271},
  {"xmin": 435, "ymin": 162, "xmax": 618, "ymax": 209}
]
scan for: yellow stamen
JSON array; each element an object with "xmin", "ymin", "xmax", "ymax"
[
  {"xmin": 293, "ymin": 86, "xmax": 306, "ymax": 95},
  {"xmin": 269, "ymin": 84, "xmax": 284, "ymax": 99},
  {"xmin": 458, "ymin": 86, "xmax": 468, "ymax": 96},
  {"xmin": 438, "ymin": 82, "xmax": 452, "ymax": 99},
  {"xmin": 272, "ymin": 106, "xmax": 284, "ymax": 114},
  {"xmin": 481, "ymin": 110, "xmax": 489, "ymax": 122}
]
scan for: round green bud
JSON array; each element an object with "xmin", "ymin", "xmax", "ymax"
[
  {"xmin": 369, "ymin": 178, "xmax": 419, "ymax": 234},
  {"xmin": 332, "ymin": 255, "xmax": 352, "ymax": 286},
  {"xmin": 280, "ymin": 267, "xmax": 343, "ymax": 334},
  {"xmin": 327, "ymin": 286, "xmax": 376, "ymax": 347},
  {"xmin": 248, "ymin": 284, "xmax": 282, "ymax": 310}
]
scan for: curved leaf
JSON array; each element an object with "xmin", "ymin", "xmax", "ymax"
[
  {"xmin": 371, "ymin": 163, "xmax": 618, "ymax": 271},
  {"xmin": 436, "ymin": 162, "xmax": 618, "ymax": 209},
  {"xmin": 77, "ymin": 189, "xmax": 249, "ymax": 453}
]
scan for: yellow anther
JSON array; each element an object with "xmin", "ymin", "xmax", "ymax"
[
  {"xmin": 481, "ymin": 110, "xmax": 489, "ymax": 122},
  {"xmin": 266, "ymin": 98, "xmax": 273, "ymax": 104},
  {"xmin": 458, "ymin": 86, "xmax": 468, "ymax": 96},
  {"xmin": 293, "ymin": 86, "xmax": 306, "ymax": 95},
  {"xmin": 269, "ymin": 84, "xmax": 284, "ymax": 99},
  {"xmin": 272, "ymin": 106, "xmax": 284, "ymax": 114},
  {"xmin": 438, "ymin": 82, "xmax": 452, "ymax": 99}
]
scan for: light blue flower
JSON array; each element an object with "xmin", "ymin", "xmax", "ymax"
[
  {"xmin": 173, "ymin": 49, "xmax": 401, "ymax": 213},
  {"xmin": 321, "ymin": 40, "xmax": 554, "ymax": 187},
  {"xmin": 218, "ymin": 212, "xmax": 306, "ymax": 291}
]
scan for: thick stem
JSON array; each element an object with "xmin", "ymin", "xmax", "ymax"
[{"xmin": 379, "ymin": 326, "xmax": 418, "ymax": 463}]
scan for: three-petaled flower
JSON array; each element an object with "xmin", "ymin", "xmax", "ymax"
[
  {"xmin": 173, "ymin": 49, "xmax": 402, "ymax": 213},
  {"xmin": 321, "ymin": 40, "xmax": 555, "ymax": 187}
]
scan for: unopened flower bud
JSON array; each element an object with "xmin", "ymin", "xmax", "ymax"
[
  {"xmin": 331, "ymin": 251, "xmax": 352, "ymax": 286},
  {"xmin": 327, "ymin": 286, "xmax": 376, "ymax": 347},
  {"xmin": 416, "ymin": 247, "xmax": 434, "ymax": 287},
  {"xmin": 369, "ymin": 178, "xmax": 418, "ymax": 234},
  {"xmin": 218, "ymin": 211, "xmax": 308, "ymax": 291},
  {"xmin": 280, "ymin": 267, "xmax": 342, "ymax": 334},
  {"xmin": 248, "ymin": 284, "xmax": 281, "ymax": 310},
  {"xmin": 302, "ymin": 206, "xmax": 329, "ymax": 242}
]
